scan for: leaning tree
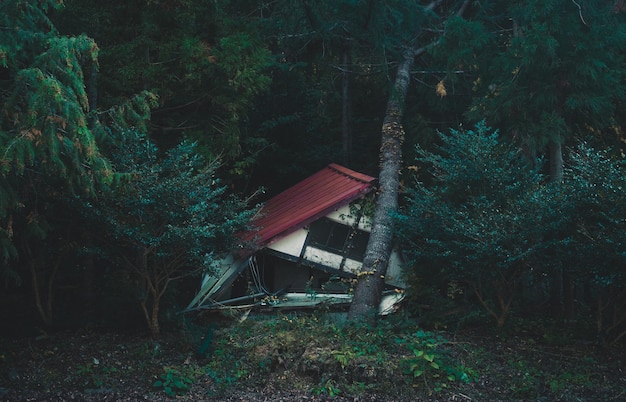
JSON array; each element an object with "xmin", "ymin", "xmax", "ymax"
[{"xmin": 348, "ymin": 0, "xmax": 472, "ymax": 321}]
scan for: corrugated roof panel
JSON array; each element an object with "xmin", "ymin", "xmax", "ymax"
[{"xmin": 240, "ymin": 164, "xmax": 376, "ymax": 249}]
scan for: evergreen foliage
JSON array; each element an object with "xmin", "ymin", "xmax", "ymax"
[
  {"xmin": 246, "ymin": 0, "xmax": 446, "ymax": 187},
  {"xmin": 0, "ymin": 0, "xmax": 156, "ymax": 323},
  {"xmin": 0, "ymin": 1, "xmax": 99, "ymax": 286},
  {"xmin": 52, "ymin": 0, "xmax": 273, "ymax": 164},
  {"xmin": 565, "ymin": 144, "xmax": 626, "ymax": 345},
  {"xmin": 87, "ymin": 131, "xmax": 255, "ymax": 336},
  {"xmin": 395, "ymin": 122, "xmax": 555, "ymax": 326},
  {"xmin": 435, "ymin": 0, "xmax": 626, "ymax": 151},
  {"xmin": 424, "ymin": 0, "xmax": 626, "ymax": 326},
  {"xmin": 1, "ymin": 0, "xmax": 626, "ymax": 347},
  {"xmin": 397, "ymin": 122, "xmax": 626, "ymax": 340}
]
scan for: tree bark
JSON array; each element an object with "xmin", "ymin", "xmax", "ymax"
[
  {"xmin": 26, "ymin": 242, "xmax": 62, "ymax": 326},
  {"xmin": 140, "ymin": 288, "xmax": 161, "ymax": 338},
  {"xmin": 347, "ymin": 0, "xmax": 466, "ymax": 322},
  {"xmin": 549, "ymin": 140, "xmax": 572, "ymax": 318},
  {"xmin": 549, "ymin": 140, "xmax": 563, "ymax": 183},
  {"xmin": 347, "ymin": 49, "xmax": 416, "ymax": 321}
]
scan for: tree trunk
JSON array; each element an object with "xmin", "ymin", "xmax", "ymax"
[
  {"xmin": 26, "ymin": 243, "xmax": 61, "ymax": 326},
  {"xmin": 30, "ymin": 262, "xmax": 53, "ymax": 326},
  {"xmin": 549, "ymin": 140, "xmax": 563, "ymax": 182},
  {"xmin": 548, "ymin": 140, "xmax": 572, "ymax": 318},
  {"xmin": 347, "ymin": 0, "xmax": 467, "ymax": 322},
  {"xmin": 136, "ymin": 247, "xmax": 160, "ymax": 337},
  {"xmin": 151, "ymin": 299, "xmax": 160, "ymax": 337},
  {"xmin": 341, "ymin": 44, "xmax": 353, "ymax": 165},
  {"xmin": 347, "ymin": 49, "xmax": 416, "ymax": 321},
  {"xmin": 140, "ymin": 290, "xmax": 161, "ymax": 338},
  {"xmin": 81, "ymin": 233, "xmax": 97, "ymax": 322}
]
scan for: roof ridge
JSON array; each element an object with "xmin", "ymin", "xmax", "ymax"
[{"xmin": 327, "ymin": 163, "xmax": 376, "ymax": 184}]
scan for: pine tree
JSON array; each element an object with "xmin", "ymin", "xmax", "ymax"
[
  {"xmin": 566, "ymin": 144, "xmax": 626, "ymax": 345},
  {"xmin": 52, "ymin": 0, "xmax": 273, "ymax": 164},
  {"xmin": 437, "ymin": 0, "xmax": 626, "ymax": 163}
]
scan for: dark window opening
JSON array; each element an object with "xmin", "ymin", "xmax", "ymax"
[{"xmin": 308, "ymin": 218, "xmax": 369, "ymax": 261}]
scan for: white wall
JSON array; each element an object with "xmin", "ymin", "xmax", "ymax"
[
  {"xmin": 264, "ymin": 203, "xmax": 405, "ymax": 288},
  {"xmin": 267, "ymin": 228, "xmax": 308, "ymax": 257}
]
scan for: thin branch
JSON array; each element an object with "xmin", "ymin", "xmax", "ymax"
[
  {"xmin": 150, "ymin": 57, "xmax": 180, "ymax": 65},
  {"xmin": 425, "ymin": 0, "xmax": 446, "ymax": 12},
  {"xmin": 571, "ymin": 0, "xmax": 588, "ymax": 26},
  {"xmin": 609, "ymin": 327, "xmax": 626, "ymax": 346},
  {"xmin": 457, "ymin": 0, "xmax": 472, "ymax": 17},
  {"xmin": 466, "ymin": 280, "xmax": 499, "ymax": 322},
  {"xmin": 152, "ymin": 96, "xmax": 207, "ymax": 114},
  {"xmin": 411, "ymin": 69, "xmax": 466, "ymax": 74},
  {"xmin": 150, "ymin": 124, "xmax": 201, "ymax": 132}
]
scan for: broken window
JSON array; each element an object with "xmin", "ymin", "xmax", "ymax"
[{"xmin": 307, "ymin": 218, "xmax": 369, "ymax": 261}]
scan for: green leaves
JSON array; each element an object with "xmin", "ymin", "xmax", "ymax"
[
  {"xmin": 398, "ymin": 329, "xmax": 474, "ymax": 389},
  {"xmin": 0, "ymin": 1, "xmax": 142, "ymax": 286},
  {"xmin": 53, "ymin": 0, "xmax": 274, "ymax": 165},
  {"xmin": 565, "ymin": 143, "xmax": 626, "ymax": 283},
  {"xmin": 2, "ymin": 28, "xmax": 100, "ymax": 177},
  {"xmin": 216, "ymin": 33, "xmax": 272, "ymax": 99},
  {"xmin": 153, "ymin": 368, "xmax": 194, "ymax": 397},
  {"xmin": 398, "ymin": 119, "xmax": 626, "ymax": 337}
]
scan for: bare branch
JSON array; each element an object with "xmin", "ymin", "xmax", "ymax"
[
  {"xmin": 571, "ymin": 0, "xmax": 589, "ymax": 26},
  {"xmin": 457, "ymin": 0, "xmax": 472, "ymax": 17},
  {"xmin": 425, "ymin": 0, "xmax": 446, "ymax": 12}
]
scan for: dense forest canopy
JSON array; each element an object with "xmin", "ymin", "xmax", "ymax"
[{"xmin": 0, "ymin": 0, "xmax": 625, "ymax": 345}]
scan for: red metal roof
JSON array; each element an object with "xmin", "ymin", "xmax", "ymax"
[{"xmin": 240, "ymin": 163, "xmax": 376, "ymax": 250}]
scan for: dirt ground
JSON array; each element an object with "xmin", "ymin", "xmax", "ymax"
[
  {"xmin": 1, "ymin": 324, "xmax": 625, "ymax": 402},
  {"xmin": 0, "ymin": 329, "xmax": 396, "ymax": 402}
]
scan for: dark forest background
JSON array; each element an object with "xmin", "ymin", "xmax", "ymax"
[{"xmin": 1, "ymin": 0, "xmax": 626, "ymax": 346}]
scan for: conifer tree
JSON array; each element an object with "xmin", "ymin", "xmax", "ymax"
[
  {"xmin": 434, "ymin": 0, "xmax": 626, "ymax": 317},
  {"xmin": 566, "ymin": 144, "xmax": 626, "ymax": 345},
  {"xmin": 436, "ymin": 0, "xmax": 626, "ymax": 169},
  {"xmin": 0, "ymin": 0, "xmax": 156, "ymax": 323},
  {"xmin": 52, "ymin": 0, "xmax": 273, "ymax": 165},
  {"xmin": 396, "ymin": 122, "xmax": 554, "ymax": 327},
  {"xmin": 89, "ymin": 132, "xmax": 254, "ymax": 337}
]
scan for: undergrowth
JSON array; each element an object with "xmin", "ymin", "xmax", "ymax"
[
  {"xmin": 189, "ymin": 313, "xmax": 476, "ymax": 398},
  {"xmin": 2, "ymin": 312, "xmax": 624, "ymax": 400}
]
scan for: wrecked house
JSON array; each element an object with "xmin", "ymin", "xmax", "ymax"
[{"xmin": 186, "ymin": 163, "xmax": 405, "ymax": 314}]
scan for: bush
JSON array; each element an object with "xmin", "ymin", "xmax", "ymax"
[
  {"xmin": 396, "ymin": 122, "xmax": 556, "ymax": 327},
  {"xmin": 203, "ymin": 313, "xmax": 476, "ymax": 397}
]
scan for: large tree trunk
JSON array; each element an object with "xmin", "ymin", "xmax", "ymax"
[
  {"xmin": 140, "ymin": 286, "xmax": 162, "ymax": 338},
  {"xmin": 347, "ymin": 0, "xmax": 467, "ymax": 322},
  {"xmin": 29, "ymin": 259, "xmax": 58, "ymax": 326},
  {"xmin": 347, "ymin": 49, "xmax": 417, "ymax": 321}
]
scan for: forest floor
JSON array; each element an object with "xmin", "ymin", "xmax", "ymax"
[{"xmin": 1, "ymin": 313, "xmax": 625, "ymax": 402}]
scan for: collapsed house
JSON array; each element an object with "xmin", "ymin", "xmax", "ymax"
[{"xmin": 186, "ymin": 163, "xmax": 405, "ymax": 314}]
